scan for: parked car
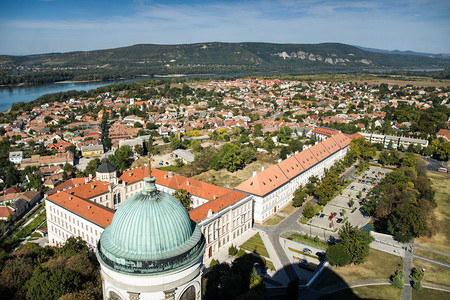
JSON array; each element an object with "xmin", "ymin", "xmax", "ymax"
[
  {"xmin": 350, "ymin": 186, "xmax": 355, "ymax": 190},
  {"xmin": 328, "ymin": 214, "xmax": 334, "ymax": 220},
  {"xmin": 316, "ymin": 252, "xmax": 326, "ymax": 259},
  {"xmin": 358, "ymin": 179, "xmax": 361, "ymax": 183},
  {"xmin": 303, "ymin": 248, "xmax": 312, "ymax": 254},
  {"xmin": 299, "ymin": 259, "xmax": 310, "ymax": 266},
  {"xmin": 319, "ymin": 214, "xmax": 325, "ymax": 219},
  {"xmin": 315, "ymin": 212, "xmax": 320, "ymax": 217},
  {"xmin": 336, "ymin": 218, "xmax": 343, "ymax": 223}
]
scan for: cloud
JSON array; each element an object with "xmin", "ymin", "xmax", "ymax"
[{"xmin": 0, "ymin": 0, "xmax": 449, "ymax": 54}]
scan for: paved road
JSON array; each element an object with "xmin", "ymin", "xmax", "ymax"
[
  {"xmin": 414, "ymin": 255, "xmax": 450, "ymax": 269},
  {"xmin": 423, "ymin": 156, "xmax": 444, "ymax": 171}
]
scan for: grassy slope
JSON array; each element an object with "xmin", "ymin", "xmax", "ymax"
[
  {"xmin": 316, "ymin": 249, "xmax": 403, "ymax": 289},
  {"xmin": 415, "ymin": 171, "xmax": 450, "ymax": 253}
]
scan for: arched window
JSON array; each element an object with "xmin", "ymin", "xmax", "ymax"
[
  {"xmin": 179, "ymin": 286, "xmax": 196, "ymax": 300},
  {"xmin": 113, "ymin": 194, "xmax": 117, "ymax": 205}
]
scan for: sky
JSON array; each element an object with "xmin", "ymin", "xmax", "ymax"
[{"xmin": 0, "ymin": 0, "xmax": 449, "ymax": 55}]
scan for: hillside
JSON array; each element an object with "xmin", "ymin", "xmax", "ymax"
[{"xmin": 1, "ymin": 42, "xmax": 449, "ymax": 85}]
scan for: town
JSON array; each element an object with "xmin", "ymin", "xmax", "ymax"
[{"xmin": 0, "ymin": 76, "xmax": 449, "ymax": 300}]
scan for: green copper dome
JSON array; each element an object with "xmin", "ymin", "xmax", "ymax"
[{"xmin": 96, "ymin": 177, "xmax": 205, "ymax": 275}]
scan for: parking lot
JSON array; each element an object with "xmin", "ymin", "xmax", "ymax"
[{"xmin": 307, "ymin": 165, "xmax": 392, "ymax": 232}]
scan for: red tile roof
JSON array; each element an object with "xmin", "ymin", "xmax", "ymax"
[
  {"xmin": 64, "ymin": 179, "xmax": 112, "ymax": 199},
  {"xmin": 189, "ymin": 190, "xmax": 248, "ymax": 223},
  {"xmin": 312, "ymin": 127, "xmax": 340, "ymax": 137},
  {"xmin": 235, "ymin": 164, "xmax": 289, "ymax": 197},
  {"xmin": 120, "ymin": 167, "xmax": 231, "ymax": 201},
  {"xmin": 277, "ymin": 155, "xmax": 305, "ymax": 179},
  {"xmin": 47, "ymin": 191, "xmax": 114, "ymax": 228},
  {"xmin": 237, "ymin": 131, "xmax": 352, "ymax": 197},
  {"xmin": 51, "ymin": 177, "xmax": 89, "ymax": 193},
  {"xmin": 0, "ymin": 206, "xmax": 14, "ymax": 218}
]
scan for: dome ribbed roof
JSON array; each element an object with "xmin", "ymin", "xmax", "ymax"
[
  {"xmin": 96, "ymin": 158, "xmax": 116, "ymax": 173},
  {"xmin": 96, "ymin": 177, "xmax": 205, "ymax": 275}
]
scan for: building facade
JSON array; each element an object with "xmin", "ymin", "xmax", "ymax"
[{"xmin": 236, "ymin": 132, "xmax": 351, "ymax": 223}]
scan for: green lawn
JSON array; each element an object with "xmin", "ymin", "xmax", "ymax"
[
  {"xmin": 413, "ymin": 259, "xmax": 450, "ymax": 287},
  {"xmin": 414, "ymin": 248, "xmax": 450, "ymax": 265},
  {"xmin": 320, "ymin": 285, "xmax": 401, "ymax": 300},
  {"xmin": 279, "ymin": 202, "xmax": 299, "ymax": 216},
  {"xmin": 415, "ymin": 171, "xmax": 450, "ymax": 253},
  {"xmin": 316, "ymin": 249, "xmax": 403, "ymax": 290},
  {"xmin": 283, "ymin": 232, "xmax": 329, "ymax": 249},
  {"xmin": 240, "ymin": 232, "xmax": 270, "ymax": 258},
  {"xmin": 413, "ymin": 288, "xmax": 450, "ymax": 299},
  {"xmin": 263, "ymin": 214, "xmax": 285, "ymax": 226}
]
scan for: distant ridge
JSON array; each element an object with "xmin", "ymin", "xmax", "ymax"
[
  {"xmin": 1, "ymin": 42, "xmax": 449, "ymax": 85},
  {"xmin": 354, "ymin": 45, "xmax": 450, "ymax": 60}
]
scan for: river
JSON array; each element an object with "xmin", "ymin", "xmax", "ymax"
[{"xmin": 0, "ymin": 78, "xmax": 150, "ymax": 112}]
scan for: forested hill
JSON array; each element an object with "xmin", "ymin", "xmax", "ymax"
[{"xmin": 1, "ymin": 42, "xmax": 449, "ymax": 85}]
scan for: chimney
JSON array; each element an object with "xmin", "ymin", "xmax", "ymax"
[
  {"xmin": 164, "ymin": 174, "xmax": 167, "ymax": 179},
  {"xmin": 252, "ymin": 171, "xmax": 257, "ymax": 178},
  {"xmin": 278, "ymin": 159, "xmax": 282, "ymax": 163},
  {"xmin": 129, "ymin": 172, "xmax": 132, "ymax": 177},
  {"xmin": 89, "ymin": 174, "xmax": 92, "ymax": 181},
  {"xmin": 91, "ymin": 184, "xmax": 95, "ymax": 190},
  {"xmin": 69, "ymin": 196, "xmax": 72, "ymax": 201},
  {"xmin": 186, "ymin": 181, "xmax": 190, "ymax": 186},
  {"xmin": 114, "ymin": 178, "xmax": 118, "ymax": 185},
  {"xmin": 108, "ymin": 185, "xmax": 112, "ymax": 192},
  {"xmin": 168, "ymin": 171, "xmax": 174, "ymax": 178},
  {"xmin": 88, "ymin": 205, "xmax": 91, "ymax": 210},
  {"xmin": 261, "ymin": 166, "xmax": 264, "ymax": 171},
  {"xmin": 213, "ymin": 195, "xmax": 217, "ymax": 200},
  {"xmin": 85, "ymin": 178, "xmax": 88, "ymax": 184}
]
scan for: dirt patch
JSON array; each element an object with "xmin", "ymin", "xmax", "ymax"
[{"xmin": 361, "ymin": 78, "xmax": 450, "ymax": 88}]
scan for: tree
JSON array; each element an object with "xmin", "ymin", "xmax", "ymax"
[
  {"xmin": 5, "ymin": 165, "xmax": 20, "ymax": 187},
  {"xmin": 292, "ymin": 185, "xmax": 306, "ymax": 207},
  {"xmin": 210, "ymin": 143, "xmax": 244, "ymax": 172},
  {"xmin": 391, "ymin": 270, "xmax": 405, "ymax": 289},
  {"xmin": 302, "ymin": 202, "xmax": 315, "ymax": 219},
  {"xmin": 338, "ymin": 222, "xmax": 374, "ymax": 265},
  {"xmin": 134, "ymin": 144, "xmax": 144, "ymax": 156},
  {"xmin": 277, "ymin": 126, "xmax": 292, "ymax": 144},
  {"xmin": 327, "ymin": 243, "xmax": 351, "ymax": 267},
  {"xmin": 173, "ymin": 189, "xmax": 192, "ymax": 211},
  {"xmin": 170, "ymin": 135, "xmax": 182, "ymax": 151},
  {"xmin": 84, "ymin": 158, "xmax": 100, "ymax": 177},
  {"xmin": 109, "ymin": 145, "xmax": 133, "ymax": 172},
  {"xmin": 253, "ymin": 124, "xmax": 263, "ymax": 137},
  {"xmin": 241, "ymin": 147, "xmax": 256, "ymax": 164},
  {"xmin": 133, "ymin": 122, "xmax": 142, "ymax": 128},
  {"xmin": 350, "ymin": 137, "xmax": 376, "ymax": 161}
]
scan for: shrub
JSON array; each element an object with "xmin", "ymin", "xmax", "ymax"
[
  {"xmin": 391, "ymin": 270, "xmax": 405, "ymax": 289},
  {"xmin": 313, "ymin": 236, "xmax": 319, "ymax": 243},
  {"xmin": 410, "ymin": 267, "xmax": 424, "ymax": 282},
  {"xmin": 236, "ymin": 249, "xmax": 246, "ymax": 258},
  {"xmin": 412, "ymin": 280, "xmax": 422, "ymax": 290},
  {"xmin": 210, "ymin": 259, "xmax": 218, "ymax": 268},
  {"xmin": 228, "ymin": 245, "xmax": 237, "ymax": 256}
]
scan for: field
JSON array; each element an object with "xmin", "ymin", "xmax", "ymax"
[
  {"xmin": 240, "ymin": 232, "xmax": 270, "ymax": 258},
  {"xmin": 415, "ymin": 171, "xmax": 450, "ymax": 253},
  {"xmin": 414, "ymin": 248, "xmax": 450, "ymax": 265},
  {"xmin": 192, "ymin": 153, "xmax": 277, "ymax": 188},
  {"xmin": 412, "ymin": 288, "xmax": 450, "ymax": 299},
  {"xmin": 316, "ymin": 249, "xmax": 403, "ymax": 289},
  {"xmin": 412, "ymin": 260, "xmax": 450, "ymax": 287},
  {"xmin": 320, "ymin": 285, "xmax": 402, "ymax": 300}
]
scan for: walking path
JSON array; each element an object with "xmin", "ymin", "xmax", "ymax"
[
  {"xmin": 414, "ymin": 243, "xmax": 450, "ymax": 257},
  {"xmin": 401, "ymin": 244, "xmax": 414, "ymax": 300},
  {"xmin": 414, "ymin": 254, "xmax": 450, "ymax": 268}
]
